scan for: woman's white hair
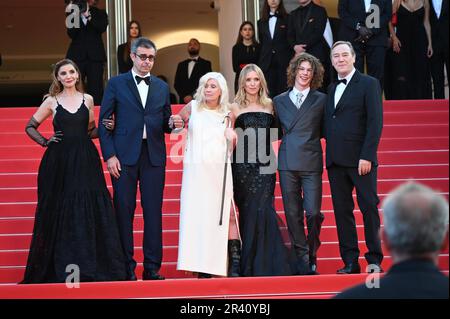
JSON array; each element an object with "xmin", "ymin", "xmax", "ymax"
[{"xmin": 194, "ymin": 72, "xmax": 230, "ymax": 113}]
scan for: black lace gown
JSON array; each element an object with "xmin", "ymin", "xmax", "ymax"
[
  {"xmin": 232, "ymin": 112, "xmax": 291, "ymax": 277},
  {"xmin": 22, "ymin": 102, "xmax": 128, "ymax": 284}
]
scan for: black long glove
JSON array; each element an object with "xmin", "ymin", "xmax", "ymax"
[{"xmin": 25, "ymin": 117, "xmax": 63, "ymax": 147}]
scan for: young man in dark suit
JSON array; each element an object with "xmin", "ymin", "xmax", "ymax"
[
  {"xmin": 65, "ymin": 0, "xmax": 108, "ymax": 105},
  {"xmin": 288, "ymin": 0, "xmax": 331, "ymax": 90},
  {"xmin": 430, "ymin": 0, "xmax": 449, "ymax": 99},
  {"xmin": 174, "ymin": 38, "xmax": 212, "ymax": 104},
  {"xmin": 273, "ymin": 53, "xmax": 326, "ymax": 275},
  {"xmin": 257, "ymin": 0, "xmax": 292, "ymax": 97},
  {"xmin": 324, "ymin": 41, "xmax": 383, "ymax": 275},
  {"xmin": 337, "ymin": 0, "xmax": 391, "ymax": 88},
  {"xmin": 99, "ymin": 37, "xmax": 182, "ymax": 281},
  {"xmin": 336, "ymin": 182, "xmax": 449, "ymax": 299}
]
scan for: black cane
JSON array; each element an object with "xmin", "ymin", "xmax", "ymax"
[{"xmin": 219, "ymin": 114, "xmax": 232, "ymax": 226}]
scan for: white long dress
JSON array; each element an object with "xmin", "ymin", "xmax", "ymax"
[{"xmin": 177, "ymin": 101, "xmax": 233, "ymax": 277}]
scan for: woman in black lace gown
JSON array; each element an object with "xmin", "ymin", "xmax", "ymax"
[
  {"xmin": 227, "ymin": 64, "xmax": 291, "ymax": 277},
  {"xmin": 22, "ymin": 59, "xmax": 127, "ymax": 283},
  {"xmin": 390, "ymin": 0, "xmax": 433, "ymax": 99}
]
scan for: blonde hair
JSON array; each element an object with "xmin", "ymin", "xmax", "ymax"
[
  {"xmin": 45, "ymin": 59, "xmax": 84, "ymax": 99},
  {"xmin": 194, "ymin": 72, "xmax": 230, "ymax": 113},
  {"xmin": 234, "ymin": 64, "xmax": 272, "ymax": 108}
]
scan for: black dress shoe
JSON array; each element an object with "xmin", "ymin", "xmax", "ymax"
[
  {"xmin": 142, "ymin": 270, "xmax": 165, "ymax": 280},
  {"xmin": 198, "ymin": 272, "xmax": 212, "ymax": 279},
  {"xmin": 367, "ymin": 264, "xmax": 384, "ymax": 273},
  {"xmin": 127, "ymin": 272, "xmax": 137, "ymax": 281},
  {"xmin": 337, "ymin": 263, "xmax": 361, "ymax": 274}
]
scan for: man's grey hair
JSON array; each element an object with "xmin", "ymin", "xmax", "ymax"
[
  {"xmin": 131, "ymin": 37, "xmax": 157, "ymax": 54},
  {"xmin": 382, "ymin": 182, "xmax": 449, "ymax": 256}
]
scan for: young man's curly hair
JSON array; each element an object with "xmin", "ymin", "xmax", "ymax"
[{"xmin": 286, "ymin": 53, "xmax": 324, "ymax": 90}]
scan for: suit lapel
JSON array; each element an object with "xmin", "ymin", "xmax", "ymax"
[
  {"xmin": 144, "ymin": 75, "xmax": 154, "ymax": 111},
  {"xmin": 126, "ymin": 72, "xmax": 145, "ymax": 110},
  {"xmin": 287, "ymin": 91, "xmax": 318, "ymax": 132},
  {"xmin": 334, "ymin": 70, "xmax": 361, "ymax": 112}
]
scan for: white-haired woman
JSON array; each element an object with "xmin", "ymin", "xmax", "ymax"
[{"xmin": 173, "ymin": 72, "xmax": 238, "ymax": 278}]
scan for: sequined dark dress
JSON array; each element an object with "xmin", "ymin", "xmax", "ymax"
[{"xmin": 232, "ymin": 112, "xmax": 291, "ymax": 276}]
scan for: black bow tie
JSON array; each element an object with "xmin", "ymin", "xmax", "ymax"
[
  {"xmin": 269, "ymin": 14, "xmax": 278, "ymax": 19},
  {"xmin": 135, "ymin": 75, "xmax": 151, "ymax": 85},
  {"xmin": 337, "ymin": 78, "xmax": 348, "ymax": 85},
  {"xmin": 188, "ymin": 58, "xmax": 198, "ymax": 63}
]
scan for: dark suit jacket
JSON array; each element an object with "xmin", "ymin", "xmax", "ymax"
[
  {"xmin": 99, "ymin": 72, "xmax": 172, "ymax": 167},
  {"xmin": 174, "ymin": 57, "xmax": 212, "ymax": 103},
  {"xmin": 257, "ymin": 15, "xmax": 292, "ymax": 73},
  {"xmin": 324, "ymin": 70, "xmax": 383, "ymax": 168},
  {"xmin": 338, "ymin": 0, "xmax": 391, "ymax": 47},
  {"xmin": 288, "ymin": 2, "xmax": 329, "ymax": 63},
  {"xmin": 273, "ymin": 89, "xmax": 326, "ymax": 172},
  {"xmin": 117, "ymin": 43, "xmax": 133, "ymax": 74},
  {"xmin": 66, "ymin": 6, "xmax": 108, "ymax": 62},
  {"xmin": 430, "ymin": 0, "xmax": 449, "ymax": 53},
  {"xmin": 335, "ymin": 259, "xmax": 449, "ymax": 299}
]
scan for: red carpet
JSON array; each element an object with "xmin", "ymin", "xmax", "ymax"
[{"xmin": 0, "ymin": 99, "xmax": 448, "ymax": 298}]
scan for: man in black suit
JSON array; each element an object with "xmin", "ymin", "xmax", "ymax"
[
  {"xmin": 99, "ymin": 38, "xmax": 182, "ymax": 281},
  {"xmin": 257, "ymin": 0, "xmax": 292, "ymax": 97},
  {"xmin": 273, "ymin": 53, "xmax": 326, "ymax": 275},
  {"xmin": 65, "ymin": 0, "xmax": 108, "ymax": 105},
  {"xmin": 430, "ymin": 0, "xmax": 449, "ymax": 99},
  {"xmin": 174, "ymin": 38, "xmax": 212, "ymax": 104},
  {"xmin": 288, "ymin": 0, "xmax": 331, "ymax": 90},
  {"xmin": 324, "ymin": 41, "xmax": 383, "ymax": 274},
  {"xmin": 337, "ymin": 0, "xmax": 391, "ymax": 88},
  {"xmin": 336, "ymin": 182, "xmax": 449, "ymax": 299}
]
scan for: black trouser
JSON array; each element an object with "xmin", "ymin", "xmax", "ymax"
[
  {"xmin": 327, "ymin": 165, "xmax": 383, "ymax": 266},
  {"xmin": 353, "ymin": 43, "xmax": 386, "ymax": 89},
  {"xmin": 112, "ymin": 141, "xmax": 165, "ymax": 274},
  {"xmin": 279, "ymin": 170, "xmax": 324, "ymax": 269},
  {"xmin": 76, "ymin": 60, "xmax": 105, "ymax": 105},
  {"xmin": 265, "ymin": 57, "xmax": 288, "ymax": 98},
  {"xmin": 430, "ymin": 48, "xmax": 449, "ymax": 99}
]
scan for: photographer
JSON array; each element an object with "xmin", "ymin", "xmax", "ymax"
[{"xmin": 65, "ymin": 0, "xmax": 108, "ymax": 105}]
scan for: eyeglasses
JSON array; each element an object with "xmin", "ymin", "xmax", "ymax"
[{"xmin": 134, "ymin": 53, "xmax": 155, "ymax": 62}]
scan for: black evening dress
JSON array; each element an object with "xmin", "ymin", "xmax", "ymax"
[
  {"xmin": 392, "ymin": 5, "xmax": 432, "ymax": 99},
  {"xmin": 232, "ymin": 112, "xmax": 291, "ymax": 277},
  {"xmin": 22, "ymin": 100, "xmax": 128, "ymax": 284}
]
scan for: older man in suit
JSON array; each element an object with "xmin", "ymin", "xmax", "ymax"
[
  {"xmin": 174, "ymin": 38, "xmax": 212, "ymax": 104},
  {"xmin": 273, "ymin": 53, "xmax": 326, "ymax": 275},
  {"xmin": 336, "ymin": 182, "xmax": 449, "ymax": 299},
  {"xmin": 324, "ymin": 41, "xmax": 383, "ymax": 274},
  {"xmin": 99, "ymin": 37, "xmax": 182, "ymax": 281}
]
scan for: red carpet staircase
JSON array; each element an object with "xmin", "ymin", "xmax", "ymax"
[{"xmin": 0, "ymin": 99, "xmax": 448, "ymax": 298}]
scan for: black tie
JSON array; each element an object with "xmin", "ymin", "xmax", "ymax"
[
  {"xmin": 135, "ymin": 75, "xmax": 151, "ymax": 85},
  {"xmin": 269, "ymin": 14, "xmax": 278, "ymax": 19},
  {"xmin": 189, "ymin": 58, "xmax": 198, "ymax": 63},
  {"xmin": 337, "ymin": 78, "xmax": 347, "ymax": 85}
]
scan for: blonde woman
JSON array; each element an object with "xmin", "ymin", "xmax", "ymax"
[
  {"xmin": 174, "ymin": 72, "xmax": 238, "ymax": 278},
  {"xmin": 227, "ymin": 64, "xmax": 291, "ymax": 277},
  {"xmin": 22, "ymin": 59, "xmax": 126, "ymax": 283}
]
